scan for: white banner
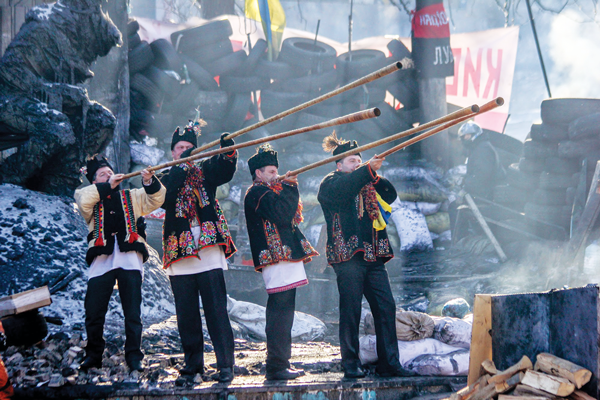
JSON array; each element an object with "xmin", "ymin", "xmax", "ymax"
[{"xmin": 446, "ymin": 27, "xmax": 519, "ymax": 132}]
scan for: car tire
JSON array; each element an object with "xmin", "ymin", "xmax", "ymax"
[{"xmin": 278, "ymin": 37, "xmax": 337, "ymax": 73}]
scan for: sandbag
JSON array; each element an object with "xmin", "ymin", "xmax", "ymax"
[
  {"xmin": 425, "ymin": 212, "xmax": 450, "ymax": 234},
  {"xmin": 406, "ymin": 350, "xmax": 470, "ymax": 376},
  {"xmin": 441, "ymin": 298, "xmax": 471, "ymax": 318},
  {"xmin": 395, "ymin": 311, "xmax": 435, "ymax": 341},
  {"xmin": 226, "ymin": 296, "xmax": 326, "ymax": 341},
  {"xmin": 359, "ymin": 335, "xmax": 465, "ymax": 367},
  {"xmin": 391, "ymin": 199, "xmax": 433, "ymax": 253},
  {"xmin": 395, "ymin": 180, "xmax": 447, "ymax": 203},
  {"xmin": 431, "ymin": 316, "xmax": 472, "ymax": 349},
  {"xmin": 416, "ymin": 202, "xmax": 442, "ymax": 216}
]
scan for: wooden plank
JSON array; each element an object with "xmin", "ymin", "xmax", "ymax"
[
  {"xmin": 567, "ymin": 162, "xmax": 600, "ymax": 261},
  {"xmin": 468, "ymin": 294, "xmax": 493, "ymax": 385},
  {"xmin": 535, "ymin": 352, "xmax": 591, "ymax": 389},
  {"xmin": 0, "ymin": 286, "xmax": 52, "ymax": 317},
  {"xmin": 521, "ymin": 370, "xmax": 575, "ymax": 397},
  {"xmin": 464, "ymin": 193, "xmax": 507, "ymax": 262},
  {"xmin": 498, "ymin": 396, "xmax": 548, "ymax": 400}
]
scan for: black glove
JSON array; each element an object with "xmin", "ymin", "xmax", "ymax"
[
  {"xmin": 1, "ymin": 310, "xmax": 48, "ymax": 348},
  {"xmin": 220, "ymin": 132, "xmax": 235, "ymax": 155},
  {"xmin": 181, "ymin": 147, "xmax": 195, "ymax": 159}
]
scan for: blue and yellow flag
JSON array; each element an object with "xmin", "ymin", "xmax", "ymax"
[
  {"xmin": 373, "ymin": 193, "xmax": 392, "ymax": 231},
  {"xmin": 245, "ymin": 0, "xmax": 286, "ymax": 60}
]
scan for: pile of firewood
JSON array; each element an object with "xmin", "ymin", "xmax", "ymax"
[{"xmin": 450, "ymin": 353, "xmax": 594, "ymax": 400}]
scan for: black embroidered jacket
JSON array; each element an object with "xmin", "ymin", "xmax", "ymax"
[
  {"xmin": 74, "ymin": 177, "xmax": 166, "ymax": 266},
  {"xmin": 160, "ymin": 152, "xmax": 237, "ymax": 268},
  {"xmin": 317, "ymin": 164, "xmax": 397, "ymax": 265},
  {"xmin": 244, "ymin": 181, "xmax": 318, "ymax": 271}
]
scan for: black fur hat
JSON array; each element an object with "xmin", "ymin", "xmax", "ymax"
[
  {"xmin": 248, "ymin": 144, "xmax": 278, "ymax": 176},
  {"xmin": 170, "ymin": 123, "xmax": 200, "ymax": 150},
  {"xmin": 322, "ymin": 131, "xmax": 361, "ymax": 161},
  {"xmin": 85, "ymin": 154, "xmax": 113, "ymax": 183}
]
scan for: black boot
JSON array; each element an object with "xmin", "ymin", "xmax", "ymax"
[
  {"xmin": 218, "ymin": 367, "xmax": 234, "ymax": 382},
  {"xmin": 266, "ymin": 368, "xmax": 305, "ymax": 381},
  {"xmin": 80, "ymin": 357, "xmax": 102, "ymax": 371}
]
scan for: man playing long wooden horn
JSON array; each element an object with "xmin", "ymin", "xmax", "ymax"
[
  {"xmin": 159, "ymin": 121, "xmax": 237, "ymax": 382},
  {"xmin": 244, "ymin": 144, "xmax": 318, "ymax": 381},
  {"xmin": 317, "ymin": 132, "xmax": 411, "ymax": 379},
  {"xmin": 74, "ymin": 155, "xmax": 166, "ymax": 372}
]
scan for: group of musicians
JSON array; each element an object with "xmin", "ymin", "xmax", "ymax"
[{"xmin": 74, "ymin": 123, "xmax": 414, "ymax": 382}]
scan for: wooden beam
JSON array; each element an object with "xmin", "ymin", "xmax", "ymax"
[
  {"xmin": 521, "ymin": 370, "xmax": 575, "ymax": 397},
  {"xmin": 0, "ymin": 286, "xmax": 51, "ymax": 318},
  {"xmin": 464, "ymin": 193, "xmax": 508, "ymax": 262},
  {"xmin": 534, "ymin": 353, "xmax": 591, "ymax": 389},
  {"xmin": 468, "ymin": 294, "xmax": 493, "ymax": 385}
]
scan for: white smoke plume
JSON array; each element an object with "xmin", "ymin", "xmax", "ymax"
[{"xmin": 548, "ymin": 9, "xmax": 600, "ymax": 97}]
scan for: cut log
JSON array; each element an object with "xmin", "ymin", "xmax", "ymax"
[
  {"xmin": 469, "ymin": 372, "xmax": 520, "ymax": 400},
  {"xmin": 521, "ymin": 370, "xmax": 575, "ymax": 397},
  {"xmin": 468, "ymin": 294, "xmax": 493, "ymax": 385},
  {"xmin": 450, "ymin": 374, "xmax": 490, "ymax": 400},
  {"xmin": 498, "ymin": 396, "xmax": 548, "ymax": 400},
  {"xmin": 495, "ymin": 372, "xmax": 525, "ymax": 393},
  {"xmin": 568, "ymin": 390, "xmax": 596, "ymax": 400},
  {"xmin": 482, "ymin": 359, "xmax": 500, "ymax": 375},
  {"xmin": 534, "ymin": 352, "xmax": 592, "ymax": 389},
  {"xmin": 0, "ymin": 286, "xmax": 51, "ymax": 318},
  {"xmin": 512, "ymin": 384, "xmax": 557, "ymax": 399},
  {"xmin": 489, "ymin": 356, "xmax": 533, "ymax": 384},
  {"xmin": 469, "ymin": 380, "xmax": 500, "ymax": 400}
]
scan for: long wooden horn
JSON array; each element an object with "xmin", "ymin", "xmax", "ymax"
[
  {"xmin": 286, "ymin": 103, "xmax": 480, "ymax": 177},
  {"xmin": 376, "ymin": 97, "xmax": 505, "ymax": 159},
  {"xmin": 119, "ymin": 108, "xmax": 381, "ymax": 180},
  {"xmin": 188, "ymin": 62, "xmax": 403, "ymax": 156}
]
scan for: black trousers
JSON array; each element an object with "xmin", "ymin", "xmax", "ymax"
[
  {"xmin": 332, "ymin": 255, "xmax": 401, "ymax": 374},
  {"xmin": 265, "ymin": 288, "xmax": 296, "ymax": 374},
  {"xmin": 169, "ymin": 268, "xmax": 234, "ymax": 371},
  {"xmin": 84, "ymin": 268, "xmax": 143, "ymax": 365}
]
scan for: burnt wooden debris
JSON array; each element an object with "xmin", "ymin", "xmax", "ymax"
[{"xmin": 0, "ymin": 0, "xmax": 121, "ymax": 196}]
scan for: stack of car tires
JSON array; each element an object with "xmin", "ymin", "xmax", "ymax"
[
  {"xmin": 524, "ymin": 98, "xmax": 600, "ymax": 230},
  {"xmin": 257, "ymin": 37, "xmax": 339, "ymax": 146},
  {"xmin": 493, "ymin": 98, "xmax": 600, "ymax": 236}
]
